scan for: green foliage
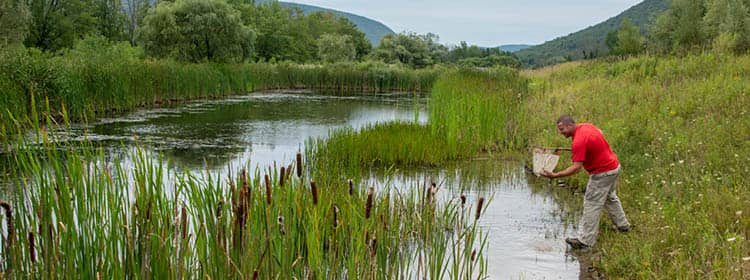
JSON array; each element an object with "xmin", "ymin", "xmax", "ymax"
[
  {"xmin": 651, "ymin": 0, "xmax": 707, "ymax": 52},
  {"xmin": 123, "ymin": 0, "xmax": 151, "ymax": 45},
  {"xmin": 138, "ymin": 0, "xmax": 255, "ymax": 63},
  {"xmin": 448, "ymin": 42, "xmax": 521, "ymax": 68},
  {"xmin": 93, "ymin": 0, "xmax": 128, "ymax": 42},
  {"xmin": 0, "ymin": 0, "xmax": 31, "ymax": 46},
  {"xmin": 613, "ymin": 18, "xmax": 645, "ymax": 56},
  {"xmin": 0, "ymin": 43, "xmax": 439, "ymax": 134},
  {"xmin": 309, "ymin": 67, "xmax": 530, "ymax": 171},
  {"xmin": 1, "ymin": 124, "xmax": 488, "ymax": 278},
  {"xmin": 430, "ymin": 68, "xmax": 530, "ymax": 154},
  {"xmin": 317, "ymin": 34, "xmax": 356, "ymax": 63},
  {"xmin": 370, "ymin": 32, "xmax": 447, "ymax": 68},
  {"xmin": 25, "ymin": 0, "xmax": 98, "ymax": 51},
  {"xmin": 703, "ymin": 0, "xmax": 750, "ymax": 53}
]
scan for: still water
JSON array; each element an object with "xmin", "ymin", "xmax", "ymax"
[{"xmin": 10, "ymin": 91, "xmax": 583, "ymax": 279}]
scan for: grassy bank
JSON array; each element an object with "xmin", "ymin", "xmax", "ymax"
[
  {"xmin": 523, "ymin": 54, "xmax": 749, "ymax": 278},
  {"xmin": 309, "ymin": 53, "xmax": 749, "ymax": 277},
  {"xmin": 0, "ymin": 119, "xmax": 488, "ymax": 279},
  {"xmin": 0, "ymin": 43, "xmax": 439, "ymax": 137}
]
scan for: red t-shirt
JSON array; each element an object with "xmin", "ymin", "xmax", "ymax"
[{"xmin": 571, "ymin": 123, "xmax": 620, "ymax": 174}]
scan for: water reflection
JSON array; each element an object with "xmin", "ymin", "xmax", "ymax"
[
  {"xmin": 79, "ymin": 91, "xmax": 427, "ymax": 171},
  {"xmin": 366, "ymin": 160, "xmax": 580, "ymax": 279}
]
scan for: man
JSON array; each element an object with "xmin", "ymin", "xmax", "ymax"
[{"xmin": 542, "ymin": 115, "xmax": 631, "ymax": 249}]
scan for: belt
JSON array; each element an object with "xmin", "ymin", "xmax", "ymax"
[{"xmin": 590, "ymin": 165, "xmax": 621, "ymax": 179}]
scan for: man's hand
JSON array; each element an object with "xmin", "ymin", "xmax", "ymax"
[{"xmin": 541, "ymin": 170, "xmax": 557, "ymax": 178}]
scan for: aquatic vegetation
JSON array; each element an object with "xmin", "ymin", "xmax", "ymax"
[{"xmin": 0, "ymin": 117, "xmax": 488, "ymax": 279}]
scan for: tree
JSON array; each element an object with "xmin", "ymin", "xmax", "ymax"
[
  {"xmin": 25, "ymin": 0, "xmax": 98, "ymax": 51},
  {"xmin": 138, "ymin": 0, "xmax": 255, "ymax": 62},
  {"xmin": 613, "ymin": 18, "xmax": 644, "ymax": 56},
  {"xmin": 703, "ymin": 0, "xmax": 750, "ymax": 52},
  {"xmin": 370, "ymin": 32, "xmax": 441, "ymax": 68},
  {"xmin": 93, "ymin": 0, "xmax": 127, "ymax": 41},
  {"xmin": 651, "ymin": 0, "xmax": 707, "ymax": 53},
  {"xmin": 123, "ymin": 0, "xmax": 150, "ymax": 45},
  {"xmin": 317, "ymin": 33, "xmax": 356, "ymax": 63},
  {"xmin": 0, "ymin": 0, "xmax": 31, "ymax": 46}
]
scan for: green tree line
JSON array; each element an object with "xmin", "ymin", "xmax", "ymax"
[{"xmin": 0, "ymin": 0, "xmax": 522, "ymax": 68}]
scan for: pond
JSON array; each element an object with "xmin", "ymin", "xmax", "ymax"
[{"xmin": 3, "ymin": 91, "xmax": 582, "ymax": 279}]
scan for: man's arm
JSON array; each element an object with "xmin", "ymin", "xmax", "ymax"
[{"xmin": 542, "ymin": 162, "xmax": 583, "ymax": 178}]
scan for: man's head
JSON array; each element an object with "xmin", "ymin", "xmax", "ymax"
[{"xmin": 556, "ymin": 115, "xmax": 576, "ymax": 138}]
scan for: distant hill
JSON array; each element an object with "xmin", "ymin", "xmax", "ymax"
[
  {"xmin": 515, "ymin": 0, "xmax": 669, "ymax": 68},
  {"xmin": 499, "ymin": 44, "xmax": 531, "ymax": 52},
  {"xmin": 278, "ymin": 2, "xmax": 395, "ymax": 46}
]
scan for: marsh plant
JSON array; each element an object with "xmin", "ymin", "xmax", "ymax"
[{"xmin": 0, "ymin": 115, "xmax": 488, "ymax": 279}]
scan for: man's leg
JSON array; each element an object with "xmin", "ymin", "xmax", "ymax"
[
  {"xmin": 578, "ymin": 173, "xmax": 619, "ymax": 246},
  {"xmin": 603, "ymin": 177, "xmax": 630, "ymax": 230}
]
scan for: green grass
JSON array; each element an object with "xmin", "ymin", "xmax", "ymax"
[
  {"xmin": 0, "ymin": 115, "xmax": 489, "ymax": 279},
  {"xmin": 523, "ymin": 53, "xmax": 750, "ymax": 278},
  {"xmin": 307, "ymin": 67, "xmax": 531, "ymax": 176},
  {"xmin": 0, "ymin": 44, "xmax": 440, "ymax": 139}
]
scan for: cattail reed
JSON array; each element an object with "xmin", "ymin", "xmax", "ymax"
[
  {"xmin": 475, "ymin": 197, "xmax": 485, "ymax": 220},
  {"xmin": 296, "ymin": 151, "xmax": 303, "ymax": 178},
  {"xmin": 332, "ymin": 204, "xmax": 340, "ymax": 228},
  {"xmin": 471, "ymin": 249, "xmax": 477, "ymax": 262},
  {"xmin": 310, "ymin": 181, "xmax": 318, "ymax": 205},
  {"xmin": 286, "ymin": 164, "xmax": 293, "ymax": 180},
  {"xmin": 348, "ymin": 179, "xmax": 354, "ymax": 196},
  {"xmin": 180, "ymin": 206, "xmax": 188, "ymax": 240},
  {"xmin": 365, "ymin": 187, "xmax": 374, "ymax": 219},
  {"xmin": 29, "ymin": 231, "xmax": 36, "ymax": 263},
  {"xmin": 460, "ymin": 194, "xmax": 466, "ymax": 208},
  {"xmin": 265, "ymin": 174, "xmax": 272, "ymax": 205},
  {"xmin": 279, "ymin": 166, "xmax": 286, "ymax": 187},
  {"xmin": 252, "ymin": 270, "xmax": 259, "ymax": 280},
  {"xmin": 370, "ymin": 237, "xmax": 377, "ymax": 258},
  {"xmin": 277, "ymin": 216, "xmax": 286, "ymax": 235}
]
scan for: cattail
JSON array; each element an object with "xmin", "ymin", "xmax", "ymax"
[
  {"xmin": 265, "ymin": 174, "xmax": 272, "ymax": 205},
  {"xmin": 29, "ymin": 232, "xmax": 36, "ymax": 263},
  {"xmin": 286, "ymin": 164, "xmax": 293, "ymax": 180},
  {"xmin": 296, "ymin": 151, "xmax": 303, "ymax": 178},
  {"xmin": 0, "ymin": 201, "xmax": 12, "ymax": 242},
  {"xmin": 332, "ymin": 204, "xmax": 340, "ymax": 228},
  {"xmin": 216, "ymin": 201, "xmax": 223, "ymax": 219},
  {"xmin": 310, "ymin": 181, "xmax": 318, "ymax": 205},
  {"xmin": 475, "ymin": 197, "xmax": 485, "ymax": 220},
  {"xmin": 365, "ymin": 187, "xmax": 374, "ymax": 219},
  {"xmin": 348, "ymin": 179, "xmax": 354, "ymax": 196},
  {"xmin": 240, "ymin": 168, "xmax": 248, "ymax": 189},
  {"xmin": 180, "ymin": 206, "xmax": 188, "ymax": 240},
  {"xmin": 277, "ymin": 215, "xmax": 286, "ymax": 236},
  {"xmin": 370, "ymin": 237, "xmax": 377, "ymax": 258},
  {"xmin": 279, "ymin": 166, "xmax": 286, "ymax": 187},
  {"xmin": 252, "ymin": 270, "xmax": 259, "ymax": 280},
  {"xmin": 460, "ymin": 194, "xmax": 466, "ymax": 208},
  {"xmin": 471, "ymin": 249, "xmax": 477, "ymax": 262}
]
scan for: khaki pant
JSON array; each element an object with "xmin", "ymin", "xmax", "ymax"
[{"xmin": 578, "ymin": 165, "xmax": 630, "ymax": 246}]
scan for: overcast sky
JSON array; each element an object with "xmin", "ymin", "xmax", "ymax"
[{"xmin": 284, "ymin": 0, "xmax": 643, "ymax": 47}]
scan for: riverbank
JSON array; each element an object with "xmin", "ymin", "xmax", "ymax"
[
  {"xmin": 311, "ymin": 53, "xmax": 749, "ymax": 278},
  {"xmin": 0, "ymin": 44, "xmax": 439, "ymax": 138}
]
